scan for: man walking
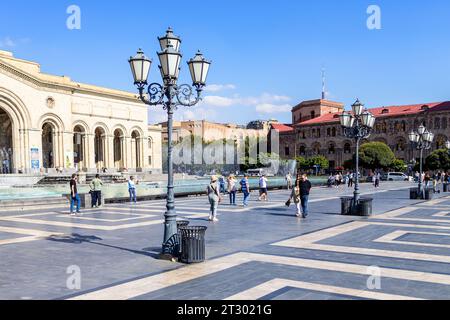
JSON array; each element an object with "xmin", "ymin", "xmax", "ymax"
[
  {"xmin": 69, "ymin": 174, "xmax": 81, "ymax": 215},
  {"xmin": 286, "ymin": 173, "xmax": 292, "ymax": 190},
  {"xmin": 89, "ymin": 174, "xmax": 103, "ymax": 208},
  {"xmin": 299, "ymin": 173, "xmax": 312, "ymax": 218},
  {"xmin": 259, "ymin": 174, "xmax": 269, "ymax": 201},
  {"xmin": 240, "ymin": 174, "xmax": 250, "ymax": 206}
]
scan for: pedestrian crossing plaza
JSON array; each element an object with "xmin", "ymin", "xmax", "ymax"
[{"xmin": 0, "ymin": 182, "xmax": 450, "ymax": 300}]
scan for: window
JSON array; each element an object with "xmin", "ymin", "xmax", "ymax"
[
  {"xmin": 327, "ymin": 128, "xmax": 331, "ymax": 137},
  {"xmin": 148, "ymin": 138, "xmax": 153, "ymax": 149},
  {"xmin": 344, "ymin": 143, "xmax": 351, "ymax": 154},
  {"xmin": 332, "ymin": 127, "xmax": 336, "ymax": 137},
  {"xmin": 285, "ymin": 146, "xmax": 290, "ymax": 156},
  {"xmin": 311, "ymin": 111, "xmax": 316, "ymax": 119},
  {"xmin": 299, "ymin": 146, "xmax": 306, "ymax": 156},
  {"xmin": 148, "ymin": 156, "xmax": 152, "ymax": 166},
  {"xmin": 435, "ymin": 118, "xmax": 441, "ymax": 130},
  {"xmin": 328, "ymin": 144, "xmax": 335, "ymax": 154}
]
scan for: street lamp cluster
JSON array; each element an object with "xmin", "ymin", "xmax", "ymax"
[
  {"xmin": 339, "ymin": 99, "xmax": 376, "ymax": 214},
  {"xmin": 408, "ymin": 125, "xmax": 434, "ymax": 198},
  {"xmin": 129, "ymin": 28, "xmax": 211, "ymax": 258}
]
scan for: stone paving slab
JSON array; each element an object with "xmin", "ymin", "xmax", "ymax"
[{"xmin": 0, "ymin": 181, "xmax": 449, "ymax": 300}]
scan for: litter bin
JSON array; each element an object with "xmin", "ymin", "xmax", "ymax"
[
  {"xmin": 179, "ymin": 226, "xmax": 207, "ymax": 264},
  {"xmin": 424, "ymin": 188, "xmax": 434, "ymax": 200},
  {"xmin": 410, "ymin": 188, "xmax": 419, "ymax": 200},
  {"xmin": 356, "ymin": 198, "xmax": 373, "ymax": 217},
  {"xmin": 341, "ymin": 197, "xmax": 354, "ymax": 215},
  {"xmin": 176, "ymin": 220, "xmax": 190, "ymax": 255},
  {"xmin": 443, "ymin": 183, "xmax": 449, "ymax": 193}
]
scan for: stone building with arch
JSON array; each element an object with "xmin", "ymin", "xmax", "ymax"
[
  {"xmin": 276, "ymin": 98, "xmax": 450, "ymax": 169},
  {"xmin": 0, "ymin": 50, "xmax": 162, "ymax": 174}
]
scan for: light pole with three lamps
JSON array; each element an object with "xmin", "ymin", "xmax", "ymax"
[
  {"xmin": 408, "ymin": 125, "xmax": 434, "ymax": 199},
  {"xmin": 128, "ymin": 28, "xmax": 211, "ymax": 259},
  {"xmin": 339, "ymin": 99, "xmax": 376, "ymax": 214}
]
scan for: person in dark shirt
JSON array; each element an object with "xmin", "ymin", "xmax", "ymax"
[
  {"xmin": 70, "ymin": 174, "xmax": 81, "ymax": 215},
  {"xmin": 299, "ymin": 173, "xmax": 312, "ymax": 218}
]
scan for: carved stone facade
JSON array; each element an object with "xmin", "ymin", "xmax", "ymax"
[
  {"xmin": 279, "ymin": 99, "xmax": 450, "ymax": 168},
  {"xmin": 0, "ymin": 50, "xmax": 162, "ymax": 174}
]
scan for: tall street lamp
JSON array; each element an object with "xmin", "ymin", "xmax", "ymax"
[
  {"xmin": 446, "ymin": 140, "xmax": 450, "ymax": 154},
  {"xmin": 339, "ymin": 99, "xmax": 376, "ymax": 214},
  {"xmin": 408, "ymin": 125, "xmax": 434, "ymax": 199},
  {"xmin": 129, "ymin": 28, "xmax": 211, "ymax": 259}
]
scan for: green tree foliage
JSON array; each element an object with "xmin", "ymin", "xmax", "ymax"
[
  {"xmin": 306, "ymin": 155, "xmax": 330, "ymax": 170},
  {"xmin": 359, "ymin": 142, "xmax": 395, "ymax": 170},
  {"xmin": 390, "ymin": 159, "xmax": 407, "ymax": 172},
  {"xmin": 425, "ymin": 149, "xmax": 450, "ymax": 171}
]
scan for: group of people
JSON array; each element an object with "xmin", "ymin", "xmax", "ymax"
[
  {"xmin": 327, "ymin": 172, "xmax": 357, "ymax": 188},
  {"xmin": 206, "ymin": 172, "xmax": 312, "ymax": 222},
  {"xmin": 416, "ymin": 171, "xmax": 450, "ymax": 193},
  {"xmin": 68, "ymin": 174, "xmax": 138, "ymax": 215}
]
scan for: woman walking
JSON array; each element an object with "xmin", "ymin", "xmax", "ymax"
[
  {"xmin": 227, "ymin": 175, "xmax": 237, "ymax": 205},
  {"xmin": 207, "ymin": 175, "xmax": 222, "ymax": 222}
]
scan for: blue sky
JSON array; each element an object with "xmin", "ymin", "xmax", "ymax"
[{"xmin": 1, "ymin": 0, "xmax": 449, "ymax": 125}]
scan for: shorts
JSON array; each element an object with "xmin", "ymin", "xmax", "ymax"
[{"xmin": 260, "ymin": 188, "xmax": 268, "ymax": 194}]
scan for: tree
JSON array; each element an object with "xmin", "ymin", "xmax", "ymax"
[
  {"xmin": 306, "ymin": 155, "xmax": 329, "ymax": 170},
  {"xmin": 294, "ymin": 156, "xmax": 308, "ymax": 170},
  {"xmin": 359, "ymin": 142, "xmax": 395, "ymax": 170},
  {"xmin": 390, "ymin": 159, "xmax": 407, "ymax": 172},
  {"xmin": 425, "ymin": 149, "xmax": 450, "ymax": 171}
]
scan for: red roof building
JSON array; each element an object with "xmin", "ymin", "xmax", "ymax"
[{"xmin": 278, "ymin": 99, "xmax": 450, "ymax": 170}]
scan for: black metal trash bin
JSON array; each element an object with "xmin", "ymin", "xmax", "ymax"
[
  {"xmin": 179, "ymin": 226, "xmax": 207, "ymax": 264},
  {"xmin": 357, "ymin": 198, "xmax": 373, "ymax": 217},
  {"xmin": 410, "ymin": 188, "xmax": 419, "ymax": 200},
  {"xmin": 443, "ymin": 183, "xmax": 449, "ymax": 193},
  {"xmin": 176, "ymin": 220, "xmax": 190, "ymax": 255},
  {"xmin": 341, "ymin": 197, "xmax": 354, "ymax": 215}
]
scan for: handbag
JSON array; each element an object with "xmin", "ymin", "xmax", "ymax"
[{"xmin": 285, "ymin": 199, "xmax": 291, "ymax": 207}]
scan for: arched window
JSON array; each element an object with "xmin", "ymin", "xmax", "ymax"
[
  {"xmin": 332, "ymin": 127, "xmax": 336, "ymax": 137},
  {"xmin": 328, "ymin": 144, "xmax": 336, "ymax": 155},
  {"xmin": 435, "ymin": 118, "xmax": 441, "ymax": 130},
  {"xmin": 327, "ymin": 128, "xmax": 331, "ymax": 137},
  {"xmin": 311, "ymin": 111, "xmax": 316, "ymax": 119},
  {"xmin": 299, "ymin": 146, "xmax": 306, "ymax": 156},
  {"xmin": 344, "ymin": 143, "xmax": 351, "ymax": 154}
]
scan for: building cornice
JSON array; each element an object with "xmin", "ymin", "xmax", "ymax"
[{"xmin": 0, "ymin": 59, "xmax": 143, "ymax": 104}]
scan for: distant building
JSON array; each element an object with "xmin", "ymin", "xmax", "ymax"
[
  {"xmin": 277, "ymin": 98, "xmax": 450, "ymax": 169},
  {"xmin": 159, "ymin": 120, "xmax": 275, "ymax": 144}
]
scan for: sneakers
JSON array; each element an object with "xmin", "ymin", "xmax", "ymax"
[{"xmin": 213, "ymin": 217, "xmax": 219, "ymax": 222}]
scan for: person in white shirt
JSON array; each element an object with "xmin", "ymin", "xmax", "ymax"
[
  {"xmin": 128, "ymin": 176, "xmax": 137, "ymax": 204},
  {"xmin": 259, "ymin": 175, "xmax": 269, "ymax": 201}
]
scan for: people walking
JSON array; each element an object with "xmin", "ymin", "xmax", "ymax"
[
  {"xmin": 69, "ymin": 174, "xmax": 81, "ymax": 215},
  {"xmin": 89, "ymin": 174, "xmax": 103, "ymax": 208},
  {"xmin": 207, "ymin": 175, "xmax": 221, "ymax": 222},
  {"xmin": 128, "ymin": 176, "xmax": 137, "ymax": 204},
  {"xmin": 286, "ymin": 173, "xmax": 292, "ymax": 190},
  {"xmin": 219, "ymin": 175, "xmax": 226, "ymax": 194},
  {"xmin": 259, "ymin": 174, "xmax": 268, "ymax": 201},
  {"xmin": 227, "ymin": 174, "xmax": 237, "ymax": 205},
  {"xmin": 374, "ymin": 172, "xmax": 380, "ymax": 188},
  {"xmin": 348, "ymin": 172, "xmax": 354, "ymax": 188},
  {"xmin": 240, "ymin": 174, "xmax": 250, "ymax": 206},
  {"xmin": 287, "ymin": 173, "xmax": 312, "ymax": 218}
]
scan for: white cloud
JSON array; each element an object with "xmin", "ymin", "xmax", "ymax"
[
  {"xmin": 199, "ymin": 93, "xmax": 291, "ymax": 108},
  {"xmin": 255, "ymin": 103, "xmax": 292, "ymax": 114},
  {"xmin": 0, "ymin": 37, "xmax": 30, "ymax": 48},
  {"xmin": 203, "ymin": 84, "xmax": 236, "ymax": 92}
]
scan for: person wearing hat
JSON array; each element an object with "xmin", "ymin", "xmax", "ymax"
[{"xmin": 206, "ymin": 175, "xmax": 222, "ymax": 222}]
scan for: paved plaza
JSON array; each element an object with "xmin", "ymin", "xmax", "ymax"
[{"xmin": 0, "ymin": 181, "xmax": 450, "ymax": 300}]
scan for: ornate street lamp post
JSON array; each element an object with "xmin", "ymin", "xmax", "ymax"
[
  {"xmin": 446, "ymin": 140, "xmax": 450, "ymax": 154},
  {"xmin": 339, "ymin": 99, "xmax": 376, "ymax": 212},
  {"xmin": 408, "ymin": 125, "xmax": 434, "ymax": 198},
  {"xmin": 129, "ymin": 28, "xmax": 211, "ymax": 259}
]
